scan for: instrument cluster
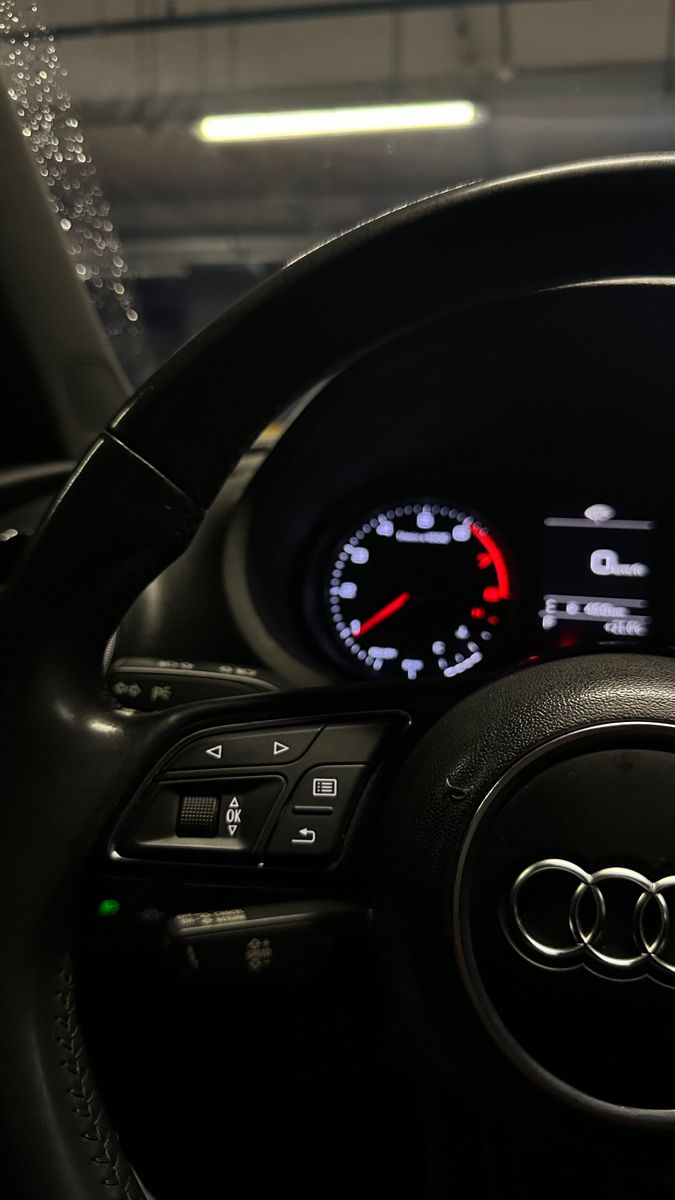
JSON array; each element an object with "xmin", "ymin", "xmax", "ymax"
[
  {"xmin": 223, "ymin": 285, "xmax": 675, "ymax": 690},
  {"xmin": 316, "ymin": 494, "xmax": 665, "ymax": 684}
]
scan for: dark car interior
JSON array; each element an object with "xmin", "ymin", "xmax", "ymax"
[{"xmin": 6, "ymin": 4, "xmax": 675, "ymax": 1199}]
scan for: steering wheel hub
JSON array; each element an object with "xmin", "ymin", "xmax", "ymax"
[
  {"xmin": 382, "ymin": 652, "xmax": 675, "ymax": 1125},
  {"xmin": 457, "ymin": 723, "xmax": 675, "ymax": 1114}
]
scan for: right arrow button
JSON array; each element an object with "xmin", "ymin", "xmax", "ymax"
[{"xmin": 167, "ymin": 725, "xmax": 322, "ymax": 771}]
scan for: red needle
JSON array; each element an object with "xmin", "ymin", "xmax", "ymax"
[{"xmin": 353, "ymin": 591, "xmax": 411, "ymax": 640}]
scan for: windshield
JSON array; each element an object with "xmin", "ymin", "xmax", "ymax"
[{"xmin": 5, "ymin": 0, "xmax": 674, "ymax": 382}]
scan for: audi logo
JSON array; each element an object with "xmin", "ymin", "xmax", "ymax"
[{"xmin": 510, "ymin": 858, "xmax": 675, "ymax": 975}]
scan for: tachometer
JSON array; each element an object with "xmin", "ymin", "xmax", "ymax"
[{"xmin": 327, "ymin": 500, "xmax": 512, "ymax": 680}]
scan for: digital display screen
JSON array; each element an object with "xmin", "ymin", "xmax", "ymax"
[{"xmin": 540, "ymin": 503, "xmax": 656, "ymax": 647}]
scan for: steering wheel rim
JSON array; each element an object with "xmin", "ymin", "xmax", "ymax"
[{"xmin": 2, "ymin": 154, "xmax": 675, "ymax": 1197}]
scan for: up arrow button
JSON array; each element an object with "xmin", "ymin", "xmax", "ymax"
[{"xmin": 273, "ymin": 740, "xmax": 290, "ymax": 756}]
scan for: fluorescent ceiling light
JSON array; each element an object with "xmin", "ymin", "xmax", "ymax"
[{"xmin": 196, "ymin": 100, "xmax": 480, "ymax": 143}]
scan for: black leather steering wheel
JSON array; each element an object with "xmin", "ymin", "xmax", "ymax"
[{"xmin": 4, "ymin": 155, "xmax": 675, "ymax": 1198}]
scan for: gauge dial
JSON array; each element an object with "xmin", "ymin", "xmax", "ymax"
[{"xmin": 327, "ymin": 501, "xmax": 512, "ymax": 680}]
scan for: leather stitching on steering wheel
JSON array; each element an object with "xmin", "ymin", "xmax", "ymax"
[{"xmin": 53, "ymin": 959, "xmax": 143, "ymax": 1198}]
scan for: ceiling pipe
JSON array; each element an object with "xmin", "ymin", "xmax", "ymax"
[{"xmin": 5, "ymin": 0, "xmax": 570, "ymax": 42}]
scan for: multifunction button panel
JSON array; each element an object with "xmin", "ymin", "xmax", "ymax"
[{"xmin": 120, "ymin": 718, "xmax": 401, "ymax": 866}]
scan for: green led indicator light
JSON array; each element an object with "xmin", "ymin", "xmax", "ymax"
[{"xmin": 98, "ymin": 898, "xmax": 120, "ymax": 918}]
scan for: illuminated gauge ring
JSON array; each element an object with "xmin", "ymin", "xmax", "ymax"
[{"xmin": 327, "ymin": 501, "xmax": 512, "ymax": 681}]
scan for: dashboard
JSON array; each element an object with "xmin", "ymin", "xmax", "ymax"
[{"xmin": 113, "ymin": 281, "xmax": 675, "ymax": 695}]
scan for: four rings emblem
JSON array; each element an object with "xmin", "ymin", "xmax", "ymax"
[{"xmin": 510, "ymin": 858, "xmax": 675, "ymax": 976}]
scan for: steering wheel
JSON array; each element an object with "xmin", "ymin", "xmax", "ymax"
[{"xmin": 5, "ymin": 155, "xmax": 675, "ymax": 1198}]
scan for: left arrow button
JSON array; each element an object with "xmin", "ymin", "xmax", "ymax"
[{"xmin": 167, "ymin": 725, "xmax": 322, "ymax": 771}]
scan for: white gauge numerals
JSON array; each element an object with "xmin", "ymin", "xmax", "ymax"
[{"xmin": 327, "ymin": 500, "xmax": 511, "ymax": 682}]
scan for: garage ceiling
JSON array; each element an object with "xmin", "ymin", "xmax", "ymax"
[
  {"xmin": 28, "ymin": 1, "xmax": 675, "ymax": 269},
  {"xmin": 7, "ymin": 0, "xmax": 674, "ymax": 372}
]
